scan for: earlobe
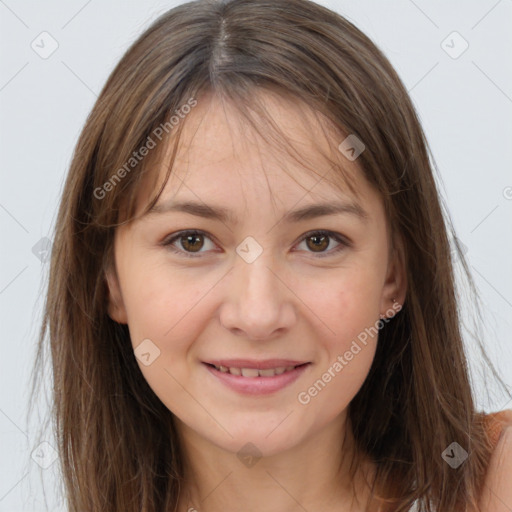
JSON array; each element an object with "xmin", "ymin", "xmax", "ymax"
[{"xmin": 105, "ymin": 266, "xmax": 128, "ymax": 324}]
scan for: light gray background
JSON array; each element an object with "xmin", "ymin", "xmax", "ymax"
[{"xmin": 1, "ymin": 1, "xmax": 511, "ymax": 510}]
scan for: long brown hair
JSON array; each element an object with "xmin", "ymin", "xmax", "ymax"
[{"xmin": 29, "ymin": 0, "xmax": 510, "ymax": 510}]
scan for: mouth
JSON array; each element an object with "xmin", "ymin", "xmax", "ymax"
[
  {"xmin": 202, "ymin": 360, "xmax": 311, "ymax": 395},
  {"xmin": 205, "ymin": 362, "xmax": 308, "ymax": 377}
]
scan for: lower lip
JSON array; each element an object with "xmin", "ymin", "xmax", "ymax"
[{"xmin": 203, "ymin": 363, "xmax": 311, "ymax": 395}]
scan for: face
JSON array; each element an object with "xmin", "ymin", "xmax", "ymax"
[{"xmin": 106, "ymin": 90, "xmax": 406, "ymax": 458}]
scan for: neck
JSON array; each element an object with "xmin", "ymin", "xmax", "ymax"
[{"xmin": 174, "ymin": 412, "xmax": 380, "ymax": 512}]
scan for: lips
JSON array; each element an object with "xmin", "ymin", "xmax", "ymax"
[{"xmin": 203, "ymin": 360, "xmax": 311, "ymax": 395}]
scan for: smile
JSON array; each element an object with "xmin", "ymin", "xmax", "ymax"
[
  {"xmin": 209, "ymin": 363, "xmax": 302, "ymax": 377},
  {"xmin": 203, "ymin": 361, "xmax": 311, "ymax": 395}
]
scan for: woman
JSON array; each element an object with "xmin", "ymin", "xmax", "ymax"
[{"xmin": 31, "ymin": 1, "xmax": 512, "ymax": 510}]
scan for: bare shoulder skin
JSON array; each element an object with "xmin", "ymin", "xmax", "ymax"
[{"xmin": 478, "ymin": 424, "xmax": 512, "ymax": 512}]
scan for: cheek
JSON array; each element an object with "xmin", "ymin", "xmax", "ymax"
[
  {"xmin": 294, "ymin": 265, "xmax": 382, "ymax": 403},
  {"xmin": 297, "ymin": 308, "xmax": 379, "ymax": 419},
  {"xmin": 120, "ymin": 256, "xmax": 216, "ymax": 346},
  {"xmin": 301, "ymin": 343, "xmax": 377, "ymax": 427},
  {"xmin": 298, "ymin": 263, "xmax": 383, "ymax": 344},
  {"xmin": 121, "ymin": 262, "xmax": 211, "ymax": 416}
]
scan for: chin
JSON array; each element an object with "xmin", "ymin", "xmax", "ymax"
[{"xmin": 205, "ymin": 419, "xmax": 307, "ymax": 459}]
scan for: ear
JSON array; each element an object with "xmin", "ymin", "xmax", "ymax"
[
  {"xmin": 379, "ymin": 231, "xmax": 407, "ymax": 318},
  {"xmin": 105, "ymin": 264, "xmax": 128, "ymax": 324}
]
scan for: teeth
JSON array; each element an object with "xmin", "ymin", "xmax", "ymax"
[
  {"xmin": 241, "ymin": 368, "xmax": 260, "ymax": 377},
  {"xmin": 212, "ymin": 364, "xmax": 300, "ymax": 377},
  {"xmin": 259, "ymin": 368, "xmax": 279, "ymax": 377}
]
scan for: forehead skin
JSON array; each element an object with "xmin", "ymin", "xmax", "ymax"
[{"xmin": 131, "ymin": 89, "xmax": 388, "ymax": 252}]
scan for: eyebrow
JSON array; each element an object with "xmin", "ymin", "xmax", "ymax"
[{"xmin": 147, "ymin": 199, "xmax": 368, "ymax": 225}]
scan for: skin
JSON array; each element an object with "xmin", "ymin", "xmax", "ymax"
[
  {"xmin": 106, "ymin": 90, "xmax": 407, "ymax": 512},
  {"xmin": 479, "ymin": 424, "xmax": 512, "ymax": 512}
]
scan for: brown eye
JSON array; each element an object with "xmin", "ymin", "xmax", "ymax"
[
  {"xmin": 180, "ymin": 233, "xmax": 204, "ymax": 252},
  {"xmin": 163, "ymin": 230, "xmax": 216, "ymax": 258},
  {"xmin": 296, "ymin": 230, "xmax": 349, "ymax": 257},
  {"xmin": 305, "ymin": 233, "xmax": 330, "ymax": 252}
]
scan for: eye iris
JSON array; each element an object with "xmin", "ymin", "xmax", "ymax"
[
  {"xmin": 307, "ymin": 234, "xmax": 329, "ymax": 252},
  {"xmin": 181, "ymin": 234, "xmax": 204, "ymax": 252}
]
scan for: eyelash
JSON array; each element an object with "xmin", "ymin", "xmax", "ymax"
[{"xmin": 161, "ymin": 229, "xmax": 350, "ymax": 259}]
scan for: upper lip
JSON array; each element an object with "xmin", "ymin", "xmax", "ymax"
[{"xmin": 204, "ymin": 359, "xmax": 309, "ymax": 369}]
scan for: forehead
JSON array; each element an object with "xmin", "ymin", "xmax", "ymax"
[{"xmin": 137, "ymin": 89, "xmax": 379, "ymax": 217}]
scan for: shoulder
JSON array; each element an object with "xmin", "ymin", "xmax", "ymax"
[{"xmin": 478, "ymin": 409, "xmax": 512, "ymax": 512}]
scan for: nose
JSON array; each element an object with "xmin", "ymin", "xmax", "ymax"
[{"xmin": 219, "ymin": 250, "xmax": 296, "ymax": 341}]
